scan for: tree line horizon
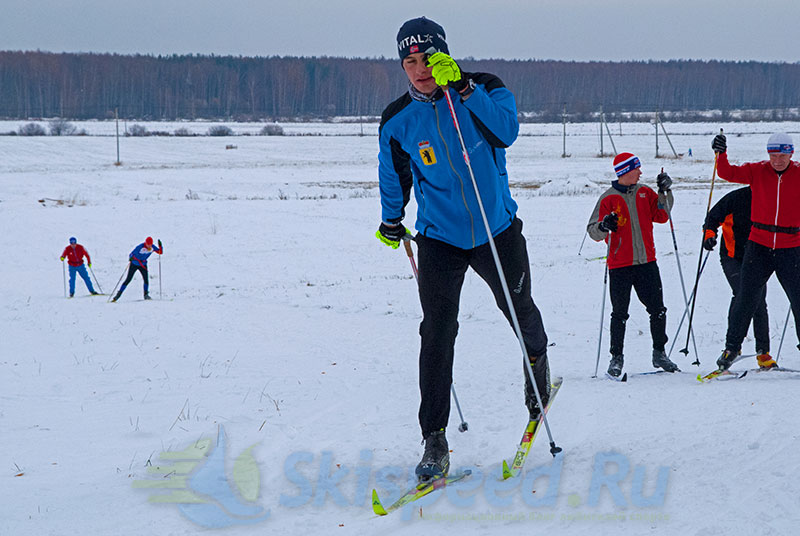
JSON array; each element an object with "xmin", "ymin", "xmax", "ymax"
[{"xmin": 1, "ymin": 50, "xmax": 799, "ymax": 122}]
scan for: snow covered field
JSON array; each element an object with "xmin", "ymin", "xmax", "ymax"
[{"xmin": 1, "ymin": 121, "xmax": 798, "ymax": 535}]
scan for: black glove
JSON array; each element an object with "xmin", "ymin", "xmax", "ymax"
[
  {"xmin": 158, "ymin": 239, "xmax": 162, "ymax": 248},
  {"xmin": 376, "ymin": 222, "xmax": 410, "ymax": 249},
  {"xmin": 598, "ymin": 213, "xmax": 619, "ymax": 233},
  {"xmin": 712, "ymin": 134, "xmax": 727, "ymax": 154},
  {"xmin": 702, "ymin": 229, "xmax": 717, "ymax": 251},
  {"xmin": 656, "ymin": 172, "xmax": 672, "ymax": 192},
  {"xmin": 379, "ymin": 222, "xmax": 406, "ymax": 240}
]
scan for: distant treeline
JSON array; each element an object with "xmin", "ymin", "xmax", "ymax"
[{"xmin": 1, "ymin": 51, "xmax": 800, "ymax": 121}]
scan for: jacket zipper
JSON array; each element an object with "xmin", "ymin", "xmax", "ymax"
[
  {"xmin": 626, "ymin": 187, "xmax": 644, "ymax": 264},
  {"xmin": 773, "ymin": 174, "xmax": 782, "ymax": 249},
  {"xmin": 433, "ymin": 100, "xmax": 476, "ymax": 248}
]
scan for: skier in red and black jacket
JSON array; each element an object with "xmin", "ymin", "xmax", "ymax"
[
  {"xmin": 587, "ymin": 152, "xmax": 679, "ymax": 377},
  {"xmin": 703, "ymin": 187, "xmax": 773, "ymax": 368},
  {"xmin": 713, "ymin": 132, "xmax": 800, "ymax": 369}
]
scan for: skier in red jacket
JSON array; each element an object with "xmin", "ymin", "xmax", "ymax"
[
  {"xmin": 702, "ymin": 187, "xmax": 773, "ymax": 368},
  {"xmin": 587, "ymin": 152, "xmax": 678, "ymax": 377},
  {"xmin": 60, "ymin": 236, "xmax": 98, "ymax": 297},
  {"xmin": 713, "ymin": 133, "xmax": 800, "ymax": 370}
]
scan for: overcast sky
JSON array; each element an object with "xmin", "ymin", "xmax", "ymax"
[{"xmin": 2, "ymin": 0, "xmax": 798, "ymax": 62}]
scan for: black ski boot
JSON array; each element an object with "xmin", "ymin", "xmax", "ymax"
[
  {"xmin": 716, "ymin": 349, "xmax": 738, "ymax": 371},
  {"xmin": 652, "ymin": 349, "xmax": 679, "ymax": 372},
  {"xmin": 607, "ymin": 354, "xmax": 624, "ymax": 377},
  {"xmin": 111, "ymin": 291, "xmax": 122, "ymax": 302},
  {"xmin": 524, "ymin": 354, "xmax": 550, "ymax": 420},
  {"xmin": 415, "ymin": 430, "xmax": 449, "ymax": 483},
  {"xmin": 143, "ymin": 292, "xmax": 152, "ymax": 300}
]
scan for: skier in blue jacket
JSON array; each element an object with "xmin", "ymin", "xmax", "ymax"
[
  {"xmin": 112, "ymin": 236, "xmax": 163, "ymax": 302},
  {"xmin": 376, "ymin": 16, "xmax": 550, "ymax": 483}
]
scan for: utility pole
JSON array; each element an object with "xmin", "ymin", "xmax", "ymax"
[
  {"xmin": 654, "ymin": 110, "xmax": 660, "ymax": 158},
  {"xmin": 114, "ymin": 107, "xmax": 121, "ymax": 166},
  {"xmin": 657, "ymin": 112, "xmax": 679, "ymax": 158},
  {"xmin": 561, "ymin": 102, "xmax": 567, "ymax": 158},
  {"xmin": 602, "ymin": 110, "xmax": 617, "ymax": 156},
  {"xmin": 599, "ymin": 105, "xmax": 604, "ymax": 157}
]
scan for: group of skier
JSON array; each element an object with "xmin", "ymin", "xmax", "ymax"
[
  {"xmin": 60, "ymin": 237, "xmax": 163, "ymax": 301},
  {"xmin": 712, "ymin": 132, "xmax": 800, "ymax": 369},
  {"xmin": 375, "ymin": 16, "xmax": 800, "ymax": 484},
  {"xmin": 586, "ymin": 132, "xmax": 800, "ymax": 378}
]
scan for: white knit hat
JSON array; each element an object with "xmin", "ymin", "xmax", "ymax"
[{"xmin": 767, "ymin": 133, "xmax": 794, "ymax": 154}]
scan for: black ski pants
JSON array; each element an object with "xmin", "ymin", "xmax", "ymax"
[
  {"xmin": 608, "ymin": 261, "xmax": 668, "ymax": 357},
  {"xmin": 726, "ymin": 242, "xmax": 800, "ymax": 353},
  {"xmin": 720, "ymin": 254, "xmax": 769, "ymax": 353},
  {"xmin": 119, "ymin": 264, "xmax": 149, "ymax": 294},
  {"xmin": 415, "ymin": 218, "xmax": 549, "ymax": 437}
]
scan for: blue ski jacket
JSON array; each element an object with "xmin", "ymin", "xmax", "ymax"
[
  {"xmin": 129, "ymin": 243, "xmax": 162, "ymax": 267},
  {"xmin": 378, "ymin": 73, "xmax": 519, "ymax": 249}
]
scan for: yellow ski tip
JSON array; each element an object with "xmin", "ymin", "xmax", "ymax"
[
  {"xmin": 372, "ymin": 489, "xmax": 388, "ymax": 516},
  {"xmin": 696, "ymin": 373, "xmax": 704, "ymax": 382},
  {"xmin": 502, "ymin": 460, "xmax": 513, "ymax": 480}
]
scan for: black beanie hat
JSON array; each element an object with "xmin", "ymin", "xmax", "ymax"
[{"xmin": 396, "ymin": 17, "xmax": 448, "ymax": 60}]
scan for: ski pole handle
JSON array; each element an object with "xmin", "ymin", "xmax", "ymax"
[
  {"xmin": 402, "ymin": 235, "xmax": 418, "ymax": 281},
  {"xmin": 402, "ymin": 236, "xmax": 414, "ymax": 257}
]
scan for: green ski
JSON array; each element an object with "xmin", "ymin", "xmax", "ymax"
[
  {"xmin": 371, "ymin": 470, "xmax": 472, "ymax": 516},
  {"xmin": 502, "ymin": 376, "xmax": 563, "ymax": 480}
]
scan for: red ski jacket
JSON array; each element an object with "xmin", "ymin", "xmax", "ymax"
[
  {"xmin": 587, "ymin": 182, "xmax": 672, "ymax": 269},
  {"xmin": 717, "ymin": 153, "xmax": 800, "ymax": 249},
  {"xmin": 61, "ymin": 244, "xmax": 91, "ymax": 267}
]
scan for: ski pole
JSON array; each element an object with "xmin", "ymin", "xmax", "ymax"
[
  {"xmin": 439, "ymin": 80, "xmax": 560, "ymax": 455},
  {"xmin": 593, "ymin": 240, "xmax": 612, "ymax": 378},
  {"xmin": 682, "ymin": 129, "xmax": 722, "ymax": 359},
  {"xmin": 89, "ymin": 264, "xmax": 104, "ymax": 294},
  {"xmin": 108, "ymin": 262, "xmax": 130, "ymax": 302},
  {"xmin": 403, "ymin": 236, "xmax": 469, "ymax": 433},
  {"xmin": 402, "ymin": 236, "xmax": 418, "ymax": 279},
  {"xmin": 158, "ymin": 253, "xmax": 162, "ymax": 299},
  {"xmin": 775, "ymin": 307, "xmax": 792, "ymax": 364},
  {"xmin": 62, "ymin": 259, "xmax": 67, "ymax": 298},
  {"xmin": 578, "ymin": 231, "xmax": 588, "ymax": 256},
  {"xmin": 667, "ymin": 250, "xmax": 710, "ymax": 358},
  {"xmin": 662, "ymin": 171, "xmax": 700, "ymax": 364}
]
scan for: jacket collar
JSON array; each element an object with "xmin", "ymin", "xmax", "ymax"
[
  {"xmin": 612, "ymin": 180, "xmax": 635, "ymax": 194},
  {"xmin": 408, "ymin": 82, "xmax": 444, "ymax": 103}
]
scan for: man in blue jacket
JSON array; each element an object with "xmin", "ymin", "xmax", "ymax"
[
  {"xmin": 112, "ymin": 236, "xmax": 163, "ymax": 302},
  {"xmin": 376, "ymin": 16, "xmax": 550, "ymax": 483}
]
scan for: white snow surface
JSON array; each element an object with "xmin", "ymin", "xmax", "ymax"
[{"xmin": 1, "ymin": 121, "xmax": 799, "ymax": 535}]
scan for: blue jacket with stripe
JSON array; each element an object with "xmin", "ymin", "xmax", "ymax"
[
  {"xmin": 129, "ymin": 243, "xmax": 162, "ymax": 267},
  {"xmin": 378, "ymin": 73, "xmax": 520, "ymax": 249}
]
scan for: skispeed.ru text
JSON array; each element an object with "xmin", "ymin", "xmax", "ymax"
[{"xmin": 280, "ymin": 450, "xmax": 670, "ymax": 519}]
